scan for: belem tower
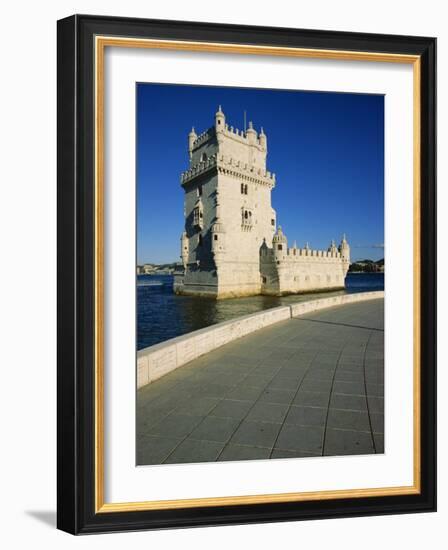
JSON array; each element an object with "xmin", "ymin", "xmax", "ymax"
[{"xmin": 174, "ymin": 107, "xmax": 350, "ymax": 299}]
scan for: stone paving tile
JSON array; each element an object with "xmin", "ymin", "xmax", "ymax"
[
  {"xmin": 330, "ymin": 393, "xmax": 367, "ymax": 411},
  {"xmin": 218, "ymin": 444, "xmax": 271, "ymax": 462},
  {"xmin": 300, "ymin": 378, "xmax": 333, "ymax": 393},
  {"xmin": 194, "ymin": 383, "xmax": 233, "ymax": 398},
  {"xmin": 365, "ymin": 371, "xmax": 385, "ymax": 385},
  {"xmin": 293, "ymin": 390, "xmax": 329, "ymax": 408},
  {"xmin": 268, "ymin": 376, "xmax": 302, "ymax": 391},
  {"xmin": 366, "ymin": 383, "xmax": 384, "ymax": 397},
  {"xmin": 250, "ymin": 364, "xmax": 283, "ymax": 377},
  {"xmin": 333, "ymin": 380, "xmax": 366, "ymax": 395},
  {"xmin": 205, "ymin": 373, "xmax": 247, "ymax": 387},
  {"xmin": 370, "ymin": 412, "xmax": 384, "ymax": 434},
  {"xmin": 246, "ymin": 402, "xmax": 289, "ymax": 423},
  {"xmin": 243, "ymin": 375, "xmax": 274, "ymax": 388},
  {"xmin": 367, "ymin": 396, "xmax": 384, "ymax": 414},
  {"xmin": 306, "ymin": 368, "xmax": 335, "ymax": 381},
  {"xmin": 258, "ymin": 388, "xmax": 296, "ymax": 405},
  {"xmin": 210, "ymin": 399, "xmax": 254, "ymax": 419},
  {"xmin": 277, "ymin": 365, "xmax": 309, "ymax": 378},
  {"xmin": 188, "ymin": 416, "xmax": 240, "ymax": 443},
  {"xmin": 226, "ymin": 385, "xmax": 264, "ymax": 401},
  {"xmin": 137, "ymin": 435, "xmax": 183, "ymax": 465},
  {"xmin": 334, "ymin": 370, "xmax": 365, "ymax": 382},
  {"xmin": 164, "ymin": 439, "xmax": 225, "ymax": 464},
  {"xmin": 327, "ymin": 408, "xmax": 371, "ymax": 431},
  {"xmin": 373, "ymin": 432, "xmax": 385, "ymax": 453},
  {"xmin": 147, "ymin": 414, "xmax": 204, "ymax": 438},
  {"xmin": 324, "ymin": 428, "xmax": 374, "ymax": 456},
  {"xmin": 275, "ymin": 424, "xmax": 324, "ymax": 454},
  {"xmin": 230, "ymin": 420, "xmax": 281, "ymax": 448},
  {"xmin": 175, "ymin": 397, "xmax": 221, "ymax": 416},
  {"xmin": 284, "ymin": 405, "xmax": 327, "ymax": 427}
]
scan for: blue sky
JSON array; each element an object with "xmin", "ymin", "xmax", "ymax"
[{"xmin": 137, "ymin": 83, "xmax": 384, "ymax": 264}]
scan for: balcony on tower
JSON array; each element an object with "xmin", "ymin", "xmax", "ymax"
[
  {"xmin": 192, "ymin": 200, "xmax": 204, "ymax": 229},
  {"xmin": 241, "ymin": 208, "xmax": 253, "ymax": 230}
]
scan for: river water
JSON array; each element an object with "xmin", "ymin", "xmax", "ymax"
[{"xmin": 137, "ymin": 272, "xmax": 384, "ymax": 350}]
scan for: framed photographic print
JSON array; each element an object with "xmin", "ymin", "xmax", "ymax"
[{"xmin": 57, "ymin": 15, "xmax": 436, "ymax": 534}]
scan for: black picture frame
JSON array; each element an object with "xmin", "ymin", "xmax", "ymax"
[{"xmin": 57, "ymin": 14, "xmax": 436, "ymax": 534}]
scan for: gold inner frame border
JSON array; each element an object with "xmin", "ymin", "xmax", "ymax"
[{"xmin": 94, "ymin": 36, "xmax": 421, "ymax": 513}]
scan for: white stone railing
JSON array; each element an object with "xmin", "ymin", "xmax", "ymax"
[
  {"xmin": 137, "ymin": 290, "xmax": 384, "ymax": 389},
  {"xmin": 289, "ymin": 290, "xmax": 384, "ymax": 317}
]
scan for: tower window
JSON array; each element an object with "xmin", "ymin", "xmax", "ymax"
[
  {"xmin": 278, "ymin": 244, "xmax": 283, "ymax": 251},
  {"xmin": 262, "ymin": 276, "xmax": 267, "ymax": 283},
  {"xmin": 271, "ymin": 219, "xmax": 275, "ymax": 226},
  {"xmin": 198, "ymin": 234, "xmax": 203, "ymax": 246},
  {"xmin": 214, "ymin": 234, "xmax": 218, "ymax": 241},
  {"xmin": 241, "ymin": 183, "xmax": 244, "ymax": 194}
]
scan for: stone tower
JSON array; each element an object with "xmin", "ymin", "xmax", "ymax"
[{"xmin": 174, "ymin": 107, "xmax": 277, "ymax": 298}]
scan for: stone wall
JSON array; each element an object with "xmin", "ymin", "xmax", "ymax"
[{"xmin": 137, "ymin": 291, "xmax": 384, "ymax": 389}]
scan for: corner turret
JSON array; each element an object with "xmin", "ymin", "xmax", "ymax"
[
  {"xmin": 328, "ymin": 239, "xmax": 338, "ymax": 257},
  {"xmin": 339, "ymin": 234, "xmax": 350, "ymax": 262},
  {"xmin": 246, "ymin": 120, "xmax": 258, "ymax": 145},
  {"xmin": 180, "ymin": 231, "xmax": 189, "ymax": 268},
  {"xmin": 215, "ymin": 105, "xmax": 225, "ymax": 131},
  {"xmin": 188, "ymin": 127, "xmax": 197, "ymax": 160},
  {"xmin": 273, "ymin": 226, "xmax": 287, "ymax": 259},
  {"xmin": 211, "ymin": 193, "xmax": 226, "ymax": 261},
  {"xmin": 259, "ymin": 126, "xmax": 267, "ymax": 150}
]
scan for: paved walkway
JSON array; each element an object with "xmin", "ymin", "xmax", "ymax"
[{"xmin": 137, "ymin": 298, "xmax": 384, "ymax": 465}]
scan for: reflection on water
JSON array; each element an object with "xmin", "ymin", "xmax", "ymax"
[{"xmin": 137, "ymin": 273, "xmax": 384, "ymax": 350}]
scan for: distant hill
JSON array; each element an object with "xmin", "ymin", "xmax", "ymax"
[{"xmin": 349, "ymin": 258, "xmax": 384, "ymax": 273}]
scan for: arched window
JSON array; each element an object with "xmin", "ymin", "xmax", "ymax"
[{"xmin": 241, "ymin": 183, "xmax": 244, "ymax": 194}]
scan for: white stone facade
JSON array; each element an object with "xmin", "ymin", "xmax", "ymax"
[{"xmin": 174, "ymin": 107, "xmax": 350, "ymax": 299}]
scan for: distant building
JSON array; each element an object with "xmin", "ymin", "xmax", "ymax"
[
  {"xmin": 174, "ymin": 107, "xmax": 350, "ymax": 298},
  {"xmin": 142, "ymin": 264, "xmax": 156, "ymax": 274}
]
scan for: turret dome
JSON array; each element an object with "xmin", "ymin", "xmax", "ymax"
[{"xmin": 273, "ymin": 226, "xmax": 287, "ymax": 244}]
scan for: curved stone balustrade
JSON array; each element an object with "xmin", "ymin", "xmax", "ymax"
[{"xmin": 137, "ymin": 291, "xmax": 384, "ymax": 389}]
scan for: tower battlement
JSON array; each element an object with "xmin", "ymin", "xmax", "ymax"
[
  {"xmin": 181, "ymin": 153, "xmax": 276, "ymax": 187},
  {"xmin": 175, "ymin": 107, "xmax": 350, "ymax": 299}
]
